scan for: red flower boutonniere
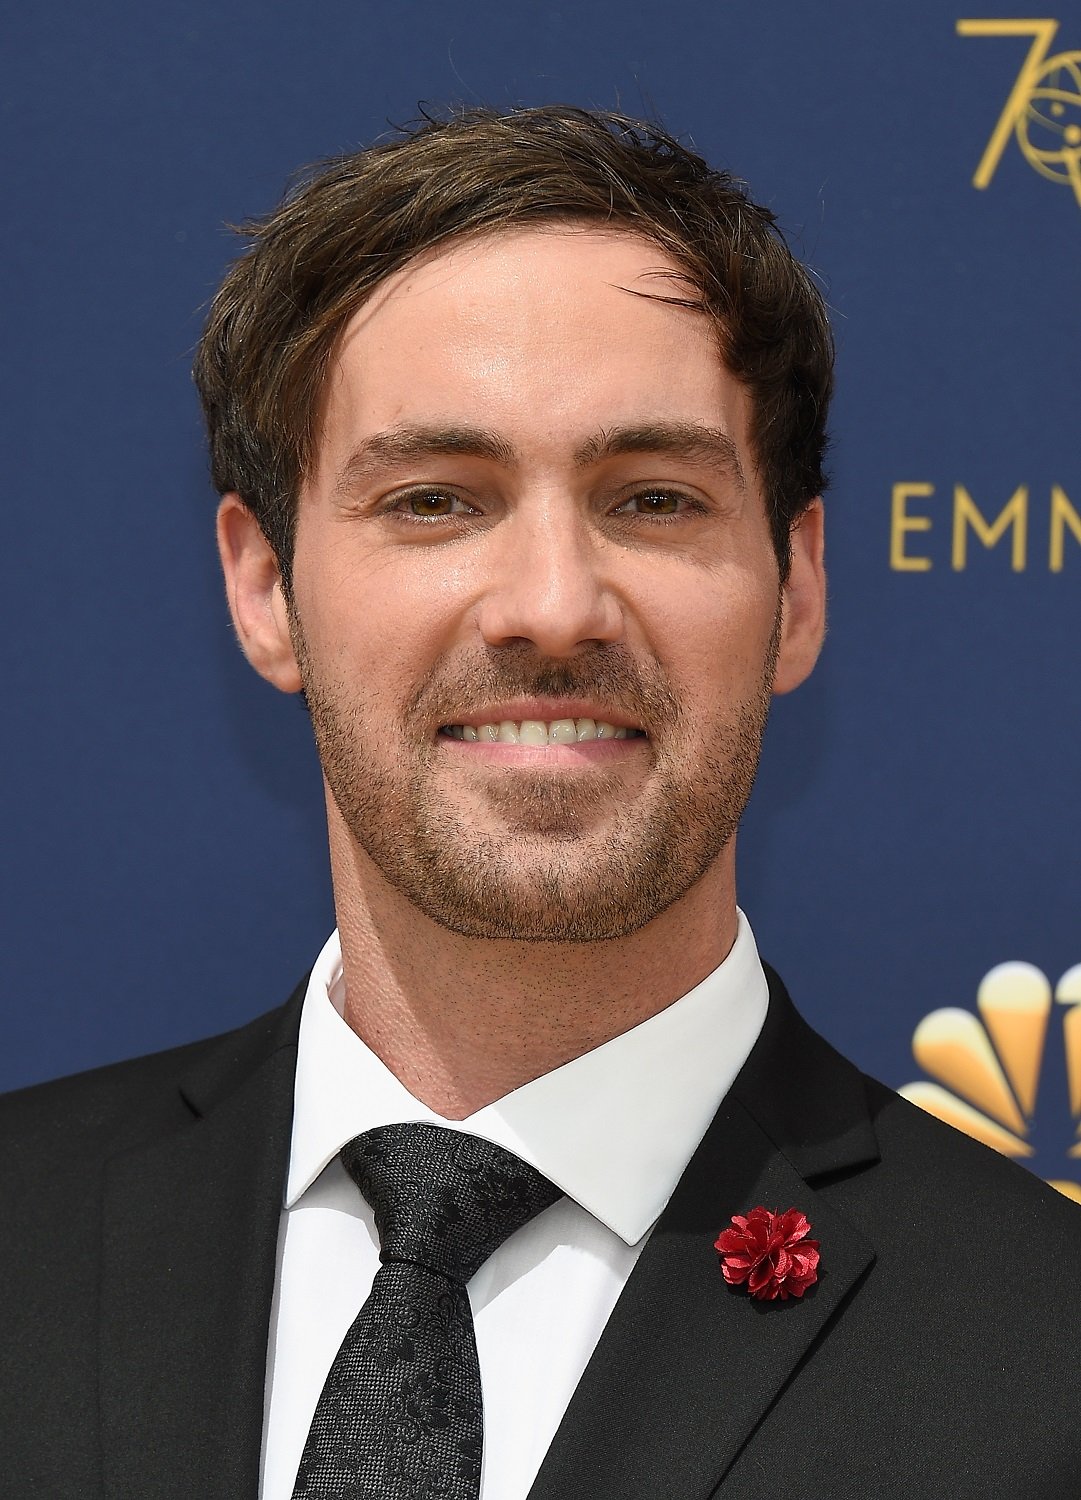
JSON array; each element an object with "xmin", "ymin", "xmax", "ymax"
[{"xmin": 715, "ymin": 1206, "xmax": 820, "ymax": 1301}]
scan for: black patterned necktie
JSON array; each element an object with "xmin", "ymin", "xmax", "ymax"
[{"xmin": 292, "ymin": 1122, "xmax": 562, "ymax": 1500}]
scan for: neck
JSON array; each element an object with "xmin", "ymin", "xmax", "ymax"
[{"xmin": 327, "ymin": 823, "xmax": 738, "ymax": 1119}]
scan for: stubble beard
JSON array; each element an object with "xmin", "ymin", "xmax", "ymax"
[{"xmin": 294, "ymin": 625, "xmax": 780, "ymax": 944}]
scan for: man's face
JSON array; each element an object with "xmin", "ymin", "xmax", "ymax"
[{"xmin": 247, "ymin": 227, "xmax": 823, "ymax": 941}]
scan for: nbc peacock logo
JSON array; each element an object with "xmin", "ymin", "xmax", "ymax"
[{"xmin": 898, "ymin": 962, "xmax": 1081, "ymax": 1204}]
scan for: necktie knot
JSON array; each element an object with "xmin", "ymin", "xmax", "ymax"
[
  {"xmin": 341, "ymin": 1122, "xmax": 561, "ymax": 1285},
  {"xmin": 295, "ymin": 1123, "xmax": 561, "ymax": 1499}
]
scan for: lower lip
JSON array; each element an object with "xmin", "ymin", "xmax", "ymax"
[{"xmin": 436, "ymin": 734, "xmax": 648, "ymax": 766}]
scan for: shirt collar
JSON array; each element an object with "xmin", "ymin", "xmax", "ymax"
[{"xmin": 287, "ymin": 913, "xmax": 768, "ymax": 1246}]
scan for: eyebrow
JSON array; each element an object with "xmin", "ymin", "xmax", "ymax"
[
  {"xmin": 335, "ymin": 425, "xmax": 517, "ymax": 493},
  {"xmin": 335, "ymin": 419, "xmax": 745, "ymax": 492},
  {"xmin": 574, "ymin": 423, "xmax": 745, "ymax": 488}
]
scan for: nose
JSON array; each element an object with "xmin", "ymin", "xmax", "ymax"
[{"xmin": 474, "ymin": 506, "xmax": 623, "ymax": 657}]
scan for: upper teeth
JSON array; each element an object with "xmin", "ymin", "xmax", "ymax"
[{"xmin": 442, "ymin": 719, "xmax": 643, "ymax": 745}]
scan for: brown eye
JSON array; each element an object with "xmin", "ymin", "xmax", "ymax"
[
  {"xmin": 631, "ymin": 490, "xmax": 681, "ymax": 514},
  {"xmin": 407, "ymin": 491, "xmax": 456, "ymax": 516}
]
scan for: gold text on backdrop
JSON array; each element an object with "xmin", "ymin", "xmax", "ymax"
[
  {"xmin": 958, "ymin": 18, "xmax": 1081, "ymax": 206},
  {"xmin": 890, "ymin": 481, "xmax": 1080, "ymax": 571}
]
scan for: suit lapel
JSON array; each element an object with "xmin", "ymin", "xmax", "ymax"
[
  {"xmin": 528, "ymin": 972, "xmax": 879, "ymax": 1500},
  {"xmin": 99, "ymin": 994, "xmax": 303, "ymax": 1500}
]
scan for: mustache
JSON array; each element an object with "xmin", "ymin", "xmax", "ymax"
[{"xmin": 407, "ymin": 643, "xmax": 681, "ymax": 727}]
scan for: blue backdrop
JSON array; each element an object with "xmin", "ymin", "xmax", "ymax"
[{"xmin": 4, "ymin": 1, "xmax": 1079, "ymax": 1196}]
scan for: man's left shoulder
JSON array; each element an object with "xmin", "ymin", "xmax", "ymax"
[
  {"xmin": 858, "ymin": 1069, "xmax": 1079, "ymax": 1242},
  {"xmin": 752, "ymin": 967, "xmax": 1079, "ymax": 1317},
  {"xmin": 758, "ymin": 966, "xmax": 1078, "ymax": 1250}
]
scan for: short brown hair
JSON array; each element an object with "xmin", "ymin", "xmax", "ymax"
[{"xmin": 194, "ymin": 105, "xmax": 832, "ymax": 583}]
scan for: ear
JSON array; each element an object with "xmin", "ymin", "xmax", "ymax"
[
  {"xmin": 216, "ymin": 494, "xmax": 303, "ymax": 693},
  {"xmin": 773, "ymin": 499, "xmax": 826, "ymax": 696}
]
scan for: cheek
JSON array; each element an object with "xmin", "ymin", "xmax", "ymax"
[
  {"xmin": 629, "ymin": 564, "xmax": 780, "ymax": 690},
  {"xmin": 291, "ymin": 541, "xmax": 474, "ymax": 706}
]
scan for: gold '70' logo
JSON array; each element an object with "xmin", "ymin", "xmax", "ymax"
[{"xmin": 958, "ymin": 19, "xmax": 1081, "ymax": 205}]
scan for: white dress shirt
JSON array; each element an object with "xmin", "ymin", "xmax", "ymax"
[{"xmin": 260, "ymin": 912, "xmax": 769, "ymax": 1500}]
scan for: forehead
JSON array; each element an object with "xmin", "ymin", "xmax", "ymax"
[
  {"xmin": 345, "ymin": 222, "xmax": 704, "ymax": 327},
  {"xmin": 316, "ymin": 226, "xmax": 749, "ymax": 467}
]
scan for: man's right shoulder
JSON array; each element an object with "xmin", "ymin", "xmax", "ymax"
[{"xmin": 0, "ymin": 986, "xmax": 305, "ymax": 1175}]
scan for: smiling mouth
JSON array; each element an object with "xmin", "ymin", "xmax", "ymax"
[{"xmin": 439, "ymin": 718, "xmax": 648, "ymax": 745}]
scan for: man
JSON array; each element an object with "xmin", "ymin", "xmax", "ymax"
[{"xmin": 1, "ymin": 107, "xmax": 1077, "ymax": 1499}]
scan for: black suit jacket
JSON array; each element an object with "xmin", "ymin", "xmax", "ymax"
[{"xmin": 2, "ymin": 968, "xmax": 1079, "ymax": 1498}]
